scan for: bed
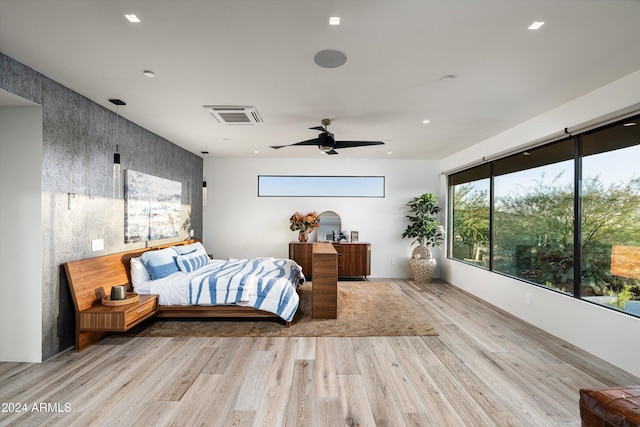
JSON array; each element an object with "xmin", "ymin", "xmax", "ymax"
[
  {"xmin": 130, "ymin": 241, "xmax": 304, "ymax": 323},
  {"xmin": 65, "ymin": 240, "xmax": 304, "ymax": 351}
]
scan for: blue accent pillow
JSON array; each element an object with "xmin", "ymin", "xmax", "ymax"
[
  {"xmin": 141, "ymin": 247, "xmax": 180, "ymax": 280},
  {"xmin": 176, "ymin": 250, "xmax": 210, "ymax": 273},
  {"xmin": 174, "ymin": 242, "xmax": 207, "ymax": 255}
]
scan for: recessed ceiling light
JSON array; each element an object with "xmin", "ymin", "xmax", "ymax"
[
  {"xmin": 528, "ymin": 21, "xmax": 545, "ymax": 30},
  {"xmin": 329, "ymin": 16, "xmax": 341, "ymax": 25},
  {"xmin": 254, "ymin": 150, "xmax": 260, "ymax": 154},
  {"xmin": 623, "ymin": 122, "xmax": 637, "ymax": 127},
  {"xmin": 422, "ymin": 120, "xmax": 430, "ymax": 124},
  {"xmin": 143, "ymin": 70, "xmax": 155, "ymax": 78},
  {"xmin": 125, "ymin": 14, "xmax": 141, "ymax": 23},
  {"xmin": 387, "ymin": 151, "xmax": 393, "ymax": 155},
  {"xmin": 441, "ymin": 74, "xmax": 456, "ymax": 81}
]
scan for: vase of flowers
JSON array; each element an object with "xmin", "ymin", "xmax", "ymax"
[{"xmin": 290, "ymin": 211, "xmax": 320, "ymax": 242}]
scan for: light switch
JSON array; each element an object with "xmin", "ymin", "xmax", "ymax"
[{"xmin": 91, "ymin": 239, "xmax": 104, "ymax": 252}]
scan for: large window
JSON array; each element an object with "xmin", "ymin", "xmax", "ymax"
[
  {"xmin": 493, "ymin": 140, "xmax": 574, "ymax": 293},
  {"xmin": 580, "ymin": 120, "xmax": 640, "ymax": 315},
  {"xmin": 448, "ymin": 114, "xmax": 640, "ymax": 316},
  {"xmin": 258, "ymin": 175, "xmax": 385, "ymax": 197},
  {"xmin": 449, "ymin": 165, "xmax": 490, "ymax": 268}
]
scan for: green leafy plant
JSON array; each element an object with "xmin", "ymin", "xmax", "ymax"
[
  {"xmin": 611, "ymin": 285, "xmax": 633, "ymax": 310},
  {"xmin": 402, "ymin": 193, "xmax": 444, "ymax": 247}
]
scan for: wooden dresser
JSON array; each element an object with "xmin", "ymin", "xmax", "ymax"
[{"xmin": 289, "ymin": 242, "xmax": 371, "ymax": 279}]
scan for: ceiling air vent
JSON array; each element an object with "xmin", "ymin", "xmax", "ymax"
[{"xmin": 203, "ymin": 105, "xmax": 263, "ymax": 125}]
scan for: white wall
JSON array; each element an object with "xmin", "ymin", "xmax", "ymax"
[
  {"xmin": 0, "ymin": 106, "xmax": 43, "ymax": 363},
  {"xmin": 439, "ymin": 69, "xmax": 640, "ymax": 378},
  {"xmin": 202, "ymin": 157, "xmax": 440, "ymax": 278}
]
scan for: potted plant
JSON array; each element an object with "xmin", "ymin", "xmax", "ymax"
[{"xmin": 402, "ymin": 193, "xmax": 444, "ymax": 282}]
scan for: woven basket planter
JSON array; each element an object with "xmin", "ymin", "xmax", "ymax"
[{"xmin": 408, "ymin": 246, "xmax": 437, "ymax": 283}]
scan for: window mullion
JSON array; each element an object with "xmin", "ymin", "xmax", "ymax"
[{"xmin": 574, "ymin": 135, "xmax": 582, "ymax": 298}]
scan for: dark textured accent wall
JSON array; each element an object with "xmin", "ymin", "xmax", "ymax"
[{"xmin": 0, "ymin": 53, "xmax": 203, "ymax": 359}]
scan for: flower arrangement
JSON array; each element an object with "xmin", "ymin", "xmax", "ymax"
[{"xmin": 289, "ymin": 211, "xmax": 320, "ymax": 232}]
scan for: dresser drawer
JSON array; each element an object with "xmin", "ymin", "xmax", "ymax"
[{"xmin": 124, "ymin": 297, "xmax": 157, "ymax": 328}]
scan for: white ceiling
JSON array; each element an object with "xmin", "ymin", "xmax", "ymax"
[{"xmin": 1, "ymin": 0, "xmax": 639, "ymax": 159}]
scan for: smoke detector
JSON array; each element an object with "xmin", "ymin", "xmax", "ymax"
[{"xmin": 203, "ymin": 105, "xmax": 263, "ymax": 124}]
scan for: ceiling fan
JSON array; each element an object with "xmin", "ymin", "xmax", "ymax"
[{"xmin": 270, "ymin": 119, "xmax": 385, "ymax": 155}]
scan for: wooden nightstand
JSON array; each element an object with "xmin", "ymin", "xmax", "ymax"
[
  {"xmin": 78, "ymin": 294, "xmax": 158, "ymax": 332},
  {"xmin": 71, "ymin": 294, "xmax": 158, "ymax": 352}
]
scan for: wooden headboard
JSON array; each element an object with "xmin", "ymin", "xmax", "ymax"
[{"xmin": 65, "ymin": 240, "xmax": 196, "ymax": 313}]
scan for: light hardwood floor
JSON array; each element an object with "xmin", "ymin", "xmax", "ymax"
[{"xmin": 1, "ymin": 279, "xmax": 638, "ymax": 426}]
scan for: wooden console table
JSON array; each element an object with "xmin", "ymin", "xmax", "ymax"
[
  {"xmin": 312, "ymin": 242, "xmax": 338, "ymax": 319},
  {"xmin": 290, "ymin": 242, "xmax": 370, "ymax": 279}
]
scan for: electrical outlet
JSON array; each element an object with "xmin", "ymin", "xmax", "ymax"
[{"xmin": 525, "ymin": 293, "xmax": 532, "ymax": 305}]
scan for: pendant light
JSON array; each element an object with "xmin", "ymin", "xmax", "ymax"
[
  {"xmin": 113, "ymin": 144, "xmax": 120, "ymax": 197},
  {"xmin": 202, "ymin": 177, "xmax": 207, "ymax": 208},
  {"xmin": 109, "ymin": 99, "xmax": 126, "ymax": 198}
]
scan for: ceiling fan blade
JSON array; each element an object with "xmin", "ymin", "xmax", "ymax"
[
  {"xmin": 308, "ymin": 126, "xmax": 326, "ymax": 132},
  {"xmin": 325, "ymin": 149, "xmax": 339, "ymax": 155},
  {"xmin": 333, "ymin": 140, "xmax": 385, "ymax": 149},
  {"xmin": 269, "ymin": 138, "xmax": 321, "ymax": 149}
]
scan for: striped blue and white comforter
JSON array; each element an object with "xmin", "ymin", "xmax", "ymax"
[{"xmin": 137, "ymin": 257, "xmax": 304, "ymax": 322}]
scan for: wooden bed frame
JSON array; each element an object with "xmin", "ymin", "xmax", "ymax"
[{"xmin": 65, "ymin": 240, "xmax": 287, "ymax": 351}]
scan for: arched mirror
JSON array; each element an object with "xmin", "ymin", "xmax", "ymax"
[{"xmin": 317, "ymin": 211, "xmax": 341, "ymax": 242}]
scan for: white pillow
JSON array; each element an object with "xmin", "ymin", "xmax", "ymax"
[
  {"xmin": 141, "ymin": 247, "xmax": 180, "ymax": 280},
  {"xmin": 130, "ymin": 256, "xmax": 151, "ymax": 285}
]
